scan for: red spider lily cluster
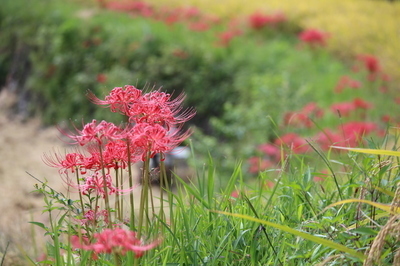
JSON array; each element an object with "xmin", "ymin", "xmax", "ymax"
[
  {"xmin": 334, "ymin": 75, "xmax": 362, "ymax": 93},
  {"xmin": 248, "ymin": 11, "xmax": 286, "ymax": 30},
  {"xmin": 353, "ymin": 54, "xmax": 391, "ymax": 83},
  {"xmin": 298, "ymin": 28, "xmax": 330, "ymax": 47},
  {"xmin": 44, "ymin": 85, "xmax": 194, "ymax": 260},
  {"xmin": 248, "ymin": 43, "xmax": 391, "ymax": 175},
  {"xmin": 71, "ymin": 228, "xmax": 160, "ymax": 259},
  {"xmin": 283, "ymin": 102, "xmax": 324, "ymax": 128},
  {"xmin": 95, "ymin": 0, "xmax": 290, "ymax": 48}
]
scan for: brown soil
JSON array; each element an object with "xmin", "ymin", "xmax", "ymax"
[{"xmin": 0, "ymin": 105, "xmax": 63, "ymax": 264}]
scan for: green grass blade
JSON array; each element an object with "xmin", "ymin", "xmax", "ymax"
[
  {"xmin": 325, "ymin": 199, "xmax": 399, "ymax": 214},
  {"xmin": 212, "ymin": 210, "xmax": 366, "ymax": 261},
  {"xmin": 331, "ymin": 146, "xmax": 400, "ymax": 157}
]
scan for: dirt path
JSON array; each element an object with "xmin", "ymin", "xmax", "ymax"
[{"xmin": 0, "ymin": 108, "xmax": 63, "ymax": 263}]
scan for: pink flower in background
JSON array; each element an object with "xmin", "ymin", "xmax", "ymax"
[
  {"xmin": 248, "ymin": 156, "xmax": 274, "ymax": 173},
  {"xmin": 340, "ymin": 121, "xmax": 377, "ymax": 147},
  {"xmin": 96, "ymin": 74, "xmax": 107, "ymax": 84},
  {"xmin": 313, "ymin": 170, "xmax": 329, "ymax": 182},
  {"xmin": 357, "ymin": 54, "xmax": 380, "ymax": 74},
  {"xmin": 353, "ymin": 97, "xmax": 373, "ymax": 110},
  {"xmin": 314, "ymin": 129, "xmax": 343, "ymax": 151},
  {"xmin": 258, "ymin": 143, "xmax": 281, "ymax": 162},
  {"xmin": 188, "ymin": 21, "xmax": 210, "ymax": 31},
  {"xmin": 381, "ymin": 114, "xmax": 393, "ymax": 123},
  {"xmin": 71, "ymin": 228, "xmax": 160, "ymax": 259},
  {"xmin": 248, "ymin": 12, "xmax": 286, "ymax": 30},
  {"xmin": 216, "ymin": 30, "xmax": 242, "ymax": 46},
  {"xmin": 275, "ymin": 133, "xmax": 309, "ymax": 154},
  {"xmin": 283, "ymin": 102, "xmax": 324, "ymax": 128},
  {"xmin": 330, "ymin": 102, "xmax": 356, "ymax": 117},
  {"xmin": 230, "ymin": 190, "xmax": 240, "ymax": 198},
  {"xmin": 334, "ymin": 75, "xmax": 362, "ymax": 93},
  {"xmin": 299, "ymin": 28, "xmax": 329, "ymax": 47},
  {"xmin": 103, "ymin": 1, "xmax": 153, "ymax": 17},
  {"xmin": 249, "ymin": 12, "xmax": 269, "ymax": 29}
]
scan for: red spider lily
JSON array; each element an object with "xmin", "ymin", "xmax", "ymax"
[
  {"xmin": 275, "ymin": 133, "xmax": 309, "ymax": 154},
  {"xmin": 96, "ymin": 74, "xmax": 107, "ymax": 84},
  {"xmin": 257, "ymin": 143, "xmax": 281, "ymax": 162},
  {"xmin": 88, "ymin": 85, "xmax": 143, "ymax": 115},
  {"xmin": 44, "ymin": 152, "xmax": 87, "ymax": 174},
  {"xmin": 78, "ymin": 208, "xmax": 109, "ymax": 226},
  {"xmin": 75, "ymin": 172, "xmax": 134, "ymax": 198},
  {"xmin": 330, "ymin": 102, "xmax": 356, "ymax": 117},
  {"xmin": 101, "ymin": 140, "xmax": 136, "ymax": 169},
  {"xmin": 340, "ymin": 121, "xmax": 378, "ymax": 147},
  {"xmin": 248, "ymin": 11, "xmax": 286, "ymax": 30},
  {"xmin": 181, "ymin": 6, "xmax": 200, "ymax": 20},
  {"xmin": 248, "ymin": 156, "xmax": 274, "ymax": 174},
  {"xmin": 299, "ymin": 28, "xmax": 329, "ymax": 47},
  {"xmin": 334, "ymin": 75, "xmax": 362, "ymax": 93},
  {"xmin": 64, "ymin": 120, "xmax": 126, "ymax": 146},
  {"xmin": 188, "ymin": 21, "xmax": 210, "ymax": 32},
  {"xmin": 283, "ymin": 102, "xmax": 324, "ymax": 128},
  {"xmin": 215, "ymin": 29, "xmax": 242, "ymax": 47},
  {"xmin": 314, "ymin": 129, "xmax": 343, "ymax": 151},
  {"xmin": 353, "ymin": 97, "xmax": 373, "ymax": 110},
  {"xmin": 357, "ymin": 54, "xmax": 380, "ymax": 74},
  {"xmin": 89, "ymin": 87, "xmax": 195, "ymax": 129},
  {"xmin": 128, "ymin": 91, "xmax": 195, "ymax": 128},
  {"xmin": 128, "ymin": 123, "xmax": 191, "ymax": 160},
  {"xmin": 381, "ymin": 114, "xmax": 393, "ymax": 123},
  {"xmin": 102, "ymin": 1, "xmax": 153, "ymax": 17},
  {"xmin": 71, "ymin": 228, "xmax": 160, "ymax": 259}
]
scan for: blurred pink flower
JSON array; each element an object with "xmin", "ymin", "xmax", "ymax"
[
  {"xmin": 96, "ymin": 74, "xmax": 107, "ymax": 84},
  {"xmin": 299, "ymin": 28, "xmax": 329, "ymax": 47},
  {"xmin": 353, "ymin": 97, "xmax": 373, "ymax": 110},
  {"xmin": 340, "ymin": 121, "xmax": 377, "ymax": 147},
  {"xmin": 248, "ymin": 156, "xmax": 273, "ymax": 173},
  {"xmin": 334, "ymin": 75, "xmax": 362, "ymax": 93},
  {"xmin": 275, "ymin": 133, "xmax": 309, "ymax": 154},
  {"xmin": 330, "ymin": 102, "xmax": 356, "ymax": 117},
  {"xmin": 248, "ymin": 12, "xmax": 286, "ymax": 30},
  {"xmin": 314, "ymin": 129, "xmax": 343, "ymax": 151},
  {"xmin": 71, "ymin": 228, "xmax": 160, "ymax": 259}
]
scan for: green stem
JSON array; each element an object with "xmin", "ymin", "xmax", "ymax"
[
  {"xmin": 98, "ymin": 143, "xmax": 112, "ymax": 228},
  {"xmin": 127, "ymin": 140, "xmax": 135, "ymax": 230},
  {"xmin": 138, "ymin": 152, "xmax": 151, "ymax": 239}
]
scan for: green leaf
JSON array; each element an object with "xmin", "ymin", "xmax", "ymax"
[
  {"xmin": 212, "ymin": 210, "xmax": 366, "ymax": 261},
  {"xmin": 29, "ymin": 221, "xmax": 48, "ymax": 230},
  {"xmin": 350, "ymin": 227, "xmax": 378, "ymax": 236}
]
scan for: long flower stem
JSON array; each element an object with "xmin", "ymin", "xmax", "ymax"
[
  {"xmin": 98, "ymin": 143, "xmax": 112, "ymax": 228},
  {"xmin": 127, "ymin": 140, "xmax": 135, "ymax": 230},
  {"xmin": 138, "ymin": 152, "xmax": 151, "ymax": 239},
  {"xmin": 75, "ymin": 171, "xmax": 85, "ymax": 215}
]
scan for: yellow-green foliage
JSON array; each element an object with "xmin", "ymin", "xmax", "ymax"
[{"xmin": 147, "ymin": 0, "xmax": 400, "ymax": 83}]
